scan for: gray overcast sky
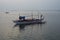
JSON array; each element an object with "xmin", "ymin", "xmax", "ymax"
[{"xmin": 0, "ymin": 0, "xmax": 60, "ymax": 10}]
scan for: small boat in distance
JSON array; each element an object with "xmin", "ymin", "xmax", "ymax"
[
  {"xmin": 13, "ymin": 13, "xmax": 46, "ymax": 25},
  {"xmin": 5, "ymin": 12, "xmax": 9, "ymax": 14}
]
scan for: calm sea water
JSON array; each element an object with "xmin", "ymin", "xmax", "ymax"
[{"xmin": 0, "ymin": 11, "xmax": 60, "ymax": 40}]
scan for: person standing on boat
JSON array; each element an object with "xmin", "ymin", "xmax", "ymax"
[
  {"xmin": 40, "ymin": 14, "xmax": 44, "ymax": 21},
  {"xmin": 41, "ymin": 14, "xmax": 43, "ymax": 18}
]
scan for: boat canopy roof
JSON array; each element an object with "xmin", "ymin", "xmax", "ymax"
[{"xmin": 19, "ymin": 16, "xmax": 25, "ymax": 19}]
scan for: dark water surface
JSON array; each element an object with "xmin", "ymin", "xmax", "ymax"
[{"xmin": 0, "ymin": 11, "xmax": 60, "ymax": 40}]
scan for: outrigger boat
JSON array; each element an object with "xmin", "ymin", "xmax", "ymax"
[{"xmin": 13, "ymin": 14, "xmax": 46, "ymax": 25}]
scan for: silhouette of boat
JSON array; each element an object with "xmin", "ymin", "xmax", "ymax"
[
  {"xmin": 13, "ymin": 14, "xmax": 46, "ymax": 25},
  {"xmin": 5, "ymin": 12, "xmax": 9, "ymax": 14}
]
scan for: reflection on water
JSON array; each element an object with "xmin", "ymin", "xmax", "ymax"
[
  {"xmin": 19, "ymin": 25, "xmax": 25, "ymax": 31},
  {"xmin": 14, "ymin": 24, "xmax": 26, "ymax": 32},
  {"xmin": 13, "ymin": 23, "xmax": 44, "ymax": 40},
  {"xmin": 13, "ymin": 23, "xmax": 44, "ymax": 32}
]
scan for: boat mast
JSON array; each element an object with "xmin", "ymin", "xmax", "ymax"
[
  {"xmin": 31, "ymin": 10, "xmax": 33, "ymax": 19},
  {"xmin": 19, "ymin": 12, "xmax": 20, "ymax": 18},
  {"xmin": 38, "ymin": 10, "xmax": 39, "ymax": 19}
]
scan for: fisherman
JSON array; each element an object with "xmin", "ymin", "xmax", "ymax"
[
  {"xmin": 40, "ymin": 14, "xmax": 43, "ymax": 18},
  {"xmin": 40, "ymin": 14, "xmax": 44, "ymax": 21}
]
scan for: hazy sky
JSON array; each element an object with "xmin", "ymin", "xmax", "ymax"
[{"xmin": 0, "ymin": 0, "xmax": 60, "ymax": 10}]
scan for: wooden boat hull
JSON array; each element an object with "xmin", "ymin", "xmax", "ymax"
[{"xmin": 13, "ymin": 20, "xmax": 46, "ymax": 25}]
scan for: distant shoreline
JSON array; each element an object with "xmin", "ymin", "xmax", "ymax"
[{"xmin": 0, "ymin": 10, "xmax": 60, "ymax": 12}]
